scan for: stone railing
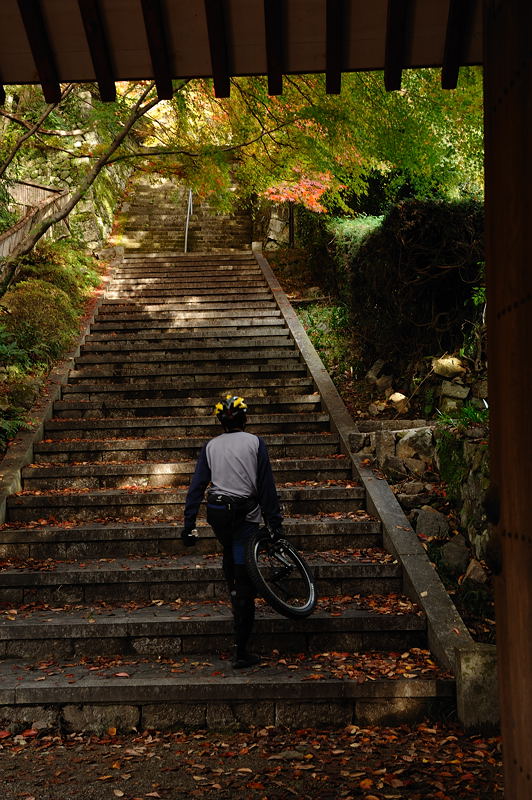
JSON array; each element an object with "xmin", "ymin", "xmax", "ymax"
[{"xmin": 0, "ymin": 182, "xmax": 71, "ymax": 273}]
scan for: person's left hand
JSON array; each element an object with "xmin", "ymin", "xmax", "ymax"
[{"xmin": 181, "ymin": 528, "xmax": 199, "ymax": 547}]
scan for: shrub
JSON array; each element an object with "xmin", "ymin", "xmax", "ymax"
[
  {"xmin": 12, "ymin": 239, "xmax": 100, "ymax": 305},
  {"xmin": 350, "ymin": 199, "xmax": 485, "ymax": 373},
  {"xmin": 295, "ymin": 209, "xmax": 382, "ymax": 306},
  {"xmin": 2, "ymin": 279, "xmax": 79, "ymax": 362}
]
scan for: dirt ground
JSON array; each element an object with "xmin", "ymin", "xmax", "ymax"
[{"xmin": 0, "ymin": 723, "xmax": 503, "ymax": 800}]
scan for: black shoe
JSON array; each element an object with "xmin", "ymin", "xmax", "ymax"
[{"xmin": 232, "ymin": 651, "xmax": 261, "ymax": 669}]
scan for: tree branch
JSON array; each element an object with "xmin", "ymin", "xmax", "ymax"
[
  {"xmin": 1, "ymin": 83, "xmax": 161, "ymax": 292},
  {"xmin": 0, "ymin": 85, "xmax": 74, "ymax": 180},
  {"xmin": 0, "ymin": 109, "xmax": 87, "ymax": 137}
]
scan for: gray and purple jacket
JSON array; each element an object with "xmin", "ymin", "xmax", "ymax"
[{"xmin": 183, "ymin": 430, "xmax": 283, "ymax": 530}]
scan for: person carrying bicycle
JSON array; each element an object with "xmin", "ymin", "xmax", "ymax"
[{"xmin": 181, "ymin": 394, "xmax": 284, "ymax": 668}]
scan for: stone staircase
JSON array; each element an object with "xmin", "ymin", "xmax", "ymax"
[
  {"xmin": 117, "ymin": 180, "xmax": 252, "ymax": 253},
  {"xmin": 0, "ymin": 190, "xmax": 457, "ymax": 733}
]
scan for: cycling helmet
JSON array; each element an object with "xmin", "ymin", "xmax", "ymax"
[{"xmin": 214, "ymin": 394, "xmax": 248, "ymax": 429}]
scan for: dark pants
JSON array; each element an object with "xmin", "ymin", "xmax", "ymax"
[{"xmin": 213, "ymin": 520, "xmax": 259, "ymax": 655}]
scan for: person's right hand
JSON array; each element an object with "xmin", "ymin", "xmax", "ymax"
[{"xmin": 270, "ymin": 526, "xmax": 284, "ymax": 541}]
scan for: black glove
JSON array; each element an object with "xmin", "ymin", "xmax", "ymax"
[
  {"xmin": 181, "ymin": 527, "xmax": 199, "ymax": 547},
  {"xmin": 269, "ymin": 526, "xmax": 284, "ymax": 541}
]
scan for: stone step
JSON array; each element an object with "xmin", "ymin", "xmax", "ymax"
[
  {"xmin": 0, "ymin": 550, "xmax": 402, "ymax": 605},
  {"xmin": 0, "ymin": 598, "xmax": 426, "ymax": 660},
  {"xmin": 120, "ymin": 257, "xmax": 257, "ymax": 267},
  {"xmin": 117, "ymin": 264, "xmax": 258, "ymax": 274},
  {"xmin": 83, "ymin": 325, "xmax": 291, "ymax": 342},
  {"xmin": 0, "ymin": 656, "xmax": 454, "ymax": 731},
  {"xmin": 41, "ymin": 414, "xmax": 330, "ymax": 441},
  {"xmin": 121, "ymin": 250, "xmax": 254, "ymax": 257},
  {"xmin": 100, "ymin": 298, "xmax": 274, "ymax": 310},
  {"xmin": 108, "ymin": 276, "xmax": 268, "ymax": 284},
  {"xmin": 74, "ymin": 346, "xmax": 298, "ymax": 365},
  {"xmin": 32, "ymin": 432, "xmax": 338, "ymax": 463},
  {"xmin": 60, "ymin": 376, "xmax": 315, "ymax": 401},
  {"xmin": 7, "ymin": 485, "xmax": 365, "ymax": 523},
  {"xmin": 52, "ymin": 393, "xmax": 321, "ymax": 419},
  {"xmin": 114, "ymin": 268, "xmax": 259, "ymax": 279},
  {"xmin": 92, "ymin": 308, "xmax": 282, "ymax": 325},
  {"xmin": 0, "ymin": 518, "xmax": 382, "ymax": 560},
  {"xmin": 66, "ymin": 361, "xmax": 307, "ymax": 383},
  {"xmin": 104, "ymin": 286, "xmax": 271, "ymax": 299},
  {"xmin": 90, "ymin": 316, "xmax": 285, "ymax": 332},
  {"xmin": 80, "ymin": 336, "xmax": 294, "ymax": 354},
  {"xmin": 22, "ymin": 456, "xmax": 350, "ymax": 489},
  {"xmin": 107, "ymin": 274, "xmax": 264, "ymax": 285}
]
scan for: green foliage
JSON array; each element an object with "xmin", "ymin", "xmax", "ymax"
[
  {"xmin": 434, "ymin": 403, "xmax": 489, "ymax": 505},
  {"xmin": 12, "ymin": 239, "xmax": 100, "ymax": 304},
  {"xmin": 0, "ymin": 180, "xmax": 18, "ymax": 234},
  {"xmin": 2, "ymin": 279, "xmax": 79, "ymax": 362},
  {"xmin": 0, "ymin": 411, "xmax": 27, "ymax": 448},
  {"xmin": 0, "ymin": 324, "xmax": 30, "ymax": 370},
  {"xmin": 436, "ymin": 403, "xmax": 489, "ymax": 430},
  {"xmin": 350, "ymin": 199, "xmax": 485, "ymax": 372},
  {"xmin": 298, "ymin": 303, "xmax": 354, "ymax": 377},
  {"xmin": 434, "ymin": 428, "xmax": 468, "ymax": 505}
]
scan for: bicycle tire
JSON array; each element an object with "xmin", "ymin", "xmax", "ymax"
[{"xmin": 245, "ymin": 529, "xmax": 317, "ymax": 619}]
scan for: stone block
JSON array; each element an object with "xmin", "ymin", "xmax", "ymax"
[
  {"xmin": 375, "ymin": 430, "xmax": 396, "ymax": 465},
  {"xmin": 389, "ymin": 393, "xmax": 409, "ymax": 414},
  {"xmin": 0, "ymin": 705, "xmax": 59, "ymax": 733},
  {"xmin": 375, "ymin": 374, "xmax": 393, "ymax": 391},
  {"xmin": 438, "ymin": 397, "xmax": 463, "ymax": 415},
  {"xmin": 276, "ymin": 702, "xmax": 352, "ymax": 728},
  {"xmin": 348, "ymin": 432, "xmax": 367, "ymax": 451},
  {"xmin": 464, "ymin": 558, "xmax": 489, "ymax": 584},
  {"xmin": 441, "ymin": 380, "xmax": 470, "ymax": 400},
  {"xmin": 402, "ymin": 457, "xmax": 428, "ymax": 476},
  {"xmin": 456, "ymin": 644, "xmax": 499, "ymax": 729},
  {"xmin": 396, "ymin": 427, "xmax": 434, "ymax": 462},
  {"xmin": 131, "ymin": 637, "xmax": 182, "ymax": 657},
  {"xmin": 207, "ymin": 702, "xmax": 275, "ymax": 730},
  {"xmin": 5, "ymin": 640, "xmax": 73, "ymax": 660},
  {"xmin": 432, "ymin": 356, "xmax": 466, "ymax": 378},
  {"xmin": 365, "ymin": 359, "xmax": 386, "ymax": 384},
  {"xmin": 355, "ymin": 698, "xmax": 439, "ymax": 725},
  {"xmin": 441, "ymin": 534, "xmax": 469, "ymax": 574},
  {"xmin": 142, "ymin": 703, "xmax": 206, "ymax": 730},
  {"xmin": 416, "ymin": 507, "xmax": 450, "ymax": 540},
  {"xmin": 62, "ymin": 704, "xmax": 140, "ymax": 734}
]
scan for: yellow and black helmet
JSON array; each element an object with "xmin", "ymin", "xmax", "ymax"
[{"xmin": 214, "ymin": 394, "xmax": 248, "ymax": 429}]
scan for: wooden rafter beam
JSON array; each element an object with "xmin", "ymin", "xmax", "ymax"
[
  {"xmin": 384, "ymin": 0, "xmax": 413, "ymax": 91},
  {"xmin": 17, "ymin": 0, "xmax": 61, "ymax": 103},
  {"xmin": 204, "ymin": 0, "xmax": 230, "ymax": 98},
  {"xmin": 442, "ymin": 0, "xmax": 477, "ymax": 89},
  {"xmin": 326, "ymin": 0, "xmax": 345, "ymax": 94},
  {"xmin": 140, "ymin": 0, "xmax": 173, "ymax": 100},
  {"xmin": 264, "ymin": 0, "xmax": 284, "ymax": 95},
  {"xmin": 77, "ymin": 0, "xmax": 116, "ymax": 102}
]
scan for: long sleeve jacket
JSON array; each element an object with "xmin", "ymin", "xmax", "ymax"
[{"xmin": 183, "ymin": 430, "xmax": 283, "ymax": 530}]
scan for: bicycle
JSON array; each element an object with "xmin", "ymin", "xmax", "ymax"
[{"xmin": 245, "ymin": 527, "xmax": 317, "ymax": 619}]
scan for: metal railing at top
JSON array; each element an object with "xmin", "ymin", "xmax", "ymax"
[{"xmin": 184, "ymin": 188, "xmax": 193, "ymax": 253}]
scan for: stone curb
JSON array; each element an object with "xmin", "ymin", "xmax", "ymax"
[
  {"xmin": 254, "ymin": 250, "xmax": 498, "ymax": 729},
  {"xmin": 0, "ymin": 253, "xmax": 124, "ymax": 525}
]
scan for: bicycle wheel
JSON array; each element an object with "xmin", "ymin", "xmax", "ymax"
[{"xmin": 246, "ymin": 529, "xmax": 317, "ymax": 619}]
